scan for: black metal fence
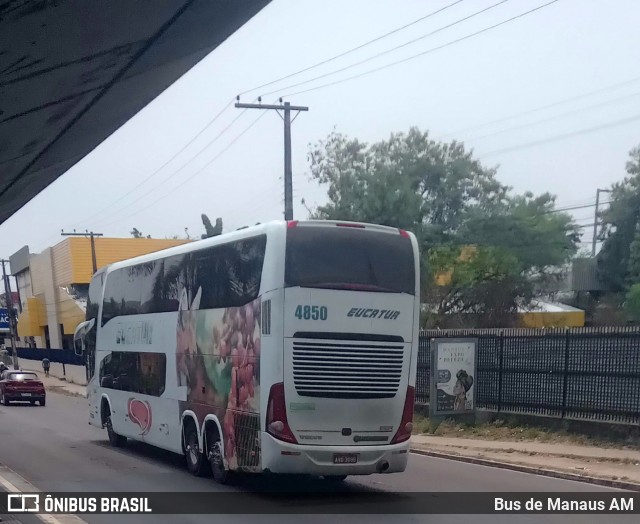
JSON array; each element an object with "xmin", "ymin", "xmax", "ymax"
[{"xmin": 417, "ymin": 327, "xmax": 640, "ymax": 425}]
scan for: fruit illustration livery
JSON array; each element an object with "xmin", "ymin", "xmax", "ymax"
[{"xmin": 177, "ymin": 297, "xmax": 261, "ymax": 469}]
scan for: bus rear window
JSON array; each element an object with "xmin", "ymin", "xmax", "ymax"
[{"xmin": 285, "ymin": 226, "xmax": 415, "ymax": 295}]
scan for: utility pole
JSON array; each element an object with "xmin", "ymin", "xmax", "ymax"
[
  {"xmin": 1, "ymin": 259, "xmax": 19, "ymax": 370},
  {"xmin": 592, "ymin": 189, "xmax": 611, "ymax": 256},
  {"xmin": 61, "ymin": 230, "xmax": 103, "ymax": 274},
  {"xmin": 235, "ymin": 97, "xmax": 308, "ymax": 221}
]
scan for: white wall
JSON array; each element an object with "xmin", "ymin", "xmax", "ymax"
[{"xmin": 18, "ymin": 358, "xmax": 87, "ymax": 385}]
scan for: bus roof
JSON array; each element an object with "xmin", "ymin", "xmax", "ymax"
[{"xmin": 100, "ymin": 220, "xmax": 411, "ymax": 275}]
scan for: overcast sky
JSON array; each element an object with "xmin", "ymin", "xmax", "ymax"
[{"xmin": 2, "ymin": 0, "xmax": 639, "ymax": 257}]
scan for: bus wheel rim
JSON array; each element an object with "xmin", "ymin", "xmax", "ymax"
[
  {"xmin": 188, "ymin": 433, "xmax": 198, "ymax": 464},
  {"xmin": 210, "ymin": 441, "xmax": 223, "ymax": 469}
]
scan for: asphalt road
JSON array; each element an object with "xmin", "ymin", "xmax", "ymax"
[{"xmin": 0, "ymin": 392, "xmax": 635, "ymax": 524}]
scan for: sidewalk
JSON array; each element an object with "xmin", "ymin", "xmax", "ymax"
[
  {"xmin": 411, "ymin": 434, "xmax": 640, "ymax": 487},
  {"xmin": 29, "ymin": 370, "xmax": 87, "ymax": 398}
]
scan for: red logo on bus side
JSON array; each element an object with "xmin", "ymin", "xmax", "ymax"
[{"xmin": 128, "ymin": 398, "xmax": 152, "ymax": 435}]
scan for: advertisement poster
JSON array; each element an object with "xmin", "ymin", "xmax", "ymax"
[
  {"xmin": 0, "ymin": 308, "xmax": 11, "ymax": 332},
  {"xmin": 431, "ymin": 338, "xmax": 477, "ymax": 415}
]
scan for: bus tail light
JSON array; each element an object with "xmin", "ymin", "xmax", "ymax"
[
  {"xmin": 398, "ymin": 229, "xmax": 410, "ymax": 238},
  {"xmin": 390, "ymin": 386, "xmax": 415, "ymax": 444},
  {"xmin": 266, "ymin": 383, "xmax": 297, "ymax": 444}
]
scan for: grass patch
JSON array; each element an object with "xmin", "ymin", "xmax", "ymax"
[
  {"xmin": 413, "ymin": 413, "xmax": 433, "ymax": 434},
  {"xmin": 412, "ymin": 414, "xmax": 640, "ymax": 450}
]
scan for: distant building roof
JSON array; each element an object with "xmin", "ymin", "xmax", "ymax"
[{"xmin": 518, "ymin": 300, "xmax": 583, "ymax": 313}]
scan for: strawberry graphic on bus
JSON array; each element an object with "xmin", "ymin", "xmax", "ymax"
[{"xmin": 128, "ymin": 398, "xmax": 152, "ymax": 436}]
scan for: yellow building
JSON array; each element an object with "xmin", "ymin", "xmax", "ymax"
[
  {"xmin": 517, "ymin": 301, "xmax": 585, "ymax": 328},
  {"xmin": 9, "ymin": 237, "xmax": 191, "ymax": 349}
]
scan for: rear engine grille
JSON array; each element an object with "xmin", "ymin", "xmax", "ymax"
[{"xmin": 292, "ymin": 335, "xmax": 404, "ymax": 399}]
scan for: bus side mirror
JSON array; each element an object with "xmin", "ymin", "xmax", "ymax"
[
  {"xmin": 74, "ymin": 338, "xmax": 83, "ymax": 357},
  {"xmin": 73, "ymin": 319, "xmax": 95, "ymax": 356}
]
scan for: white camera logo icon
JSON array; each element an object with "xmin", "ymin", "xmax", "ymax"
[{"xmin": 7, "ymin": 494, "xmax": 39, "ymax": 512}]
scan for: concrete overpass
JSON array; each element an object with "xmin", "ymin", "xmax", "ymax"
[{"xmin": 0, "ymin": 0, "xmax": 270, "ymax": 226}]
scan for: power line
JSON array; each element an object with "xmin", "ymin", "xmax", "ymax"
[
  {"xmin": 261, "ymin": 0, "xmax": 510, "ymax": 98},
  {"xmin": 547, "ymin": 201, "xmax": 612, "ymax": 214},
  {"xmin": 479, "ymin": 114, "xmax": 640, "ymax": 157},
  {"xmin": 462, "ymin": 90, "xmax": 640, "ymax": 143},
  {"xmin": 92, "ymin": 106, "xmax": 253, "ymax": 228},
  {"xmin": 65, "ymin": 3, "xmax": 468, "ymax": 230},
  {"xmin": 573, "ymin": 215, "xmax": 597, "ymax": 222},
  {"xmin": 437, "ymin": 75, "xmax": 640, "ymax": 139},
  {"xmin": 64, "ymin": 99, "xmax": 236, "ymax": 229},
  {"xmin": 98, "ymin": 110, "xmax": 270, "ymax": 229},
  {"xmin": 281, "ymin": 0, "xmax": 560, "ymax": 99},
  {"xmin": 57, "ymin": 1, "xmax": 549, "ymax": 234},
  {"xmin": 237, "ymin": 0, "xmax": 466, "ymax": 97},
  {"xmin": 555, "ymin": 196, "xmax": 597, "ymax": 207}
]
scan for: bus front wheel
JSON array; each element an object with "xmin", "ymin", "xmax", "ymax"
[
  {"xmin": 105, "ymin": 415, "xmax": 126, "ymax": 447},
  {"xmin": 102, "ymin": 401, "xmax": 126, "ymax": 447}
]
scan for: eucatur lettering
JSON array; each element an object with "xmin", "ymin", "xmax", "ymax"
[{"xmin": 347, "ymin": 308, "xmax": 400, "ymax": 319}]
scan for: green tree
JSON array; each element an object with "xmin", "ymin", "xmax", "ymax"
[
  {"xmin": 307, "ymin": 127, "xmax": 579, "ymax": 327},
  {"xmin": 201, "ymin": 214, "xmax": 223, "ymax": 239},
  {"xmin": 458, "ymin": 191, "xmax": 579, "ymax": 298},
  {"xmin": 308, "ymin": 128, "xmax": 508, "ymax": 241},
  {"xmin": 424, "ymin": 245, "xmax": 527, "ymax": 328},
  {"xmin": 598, "ymin": 146, "xmax": 640, "ymax": 291},
  {"xmin": 626, "ymin": 224, "xmax": 640, "ymax": 287},
  {"xmin": 625, "ymin": 283, "xmax": 640, "ymax": 321}
]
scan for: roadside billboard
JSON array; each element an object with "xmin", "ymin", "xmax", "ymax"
[
  {"xmin": 430, "ymin": 338, "xmax": 477, "ymax": 415},
  {"xmin": 0, "ymin": 308, "xmax": 10, "ymax": 332}
]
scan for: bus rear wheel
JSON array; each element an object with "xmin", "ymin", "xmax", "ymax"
[
  {"xmin": 184, "ymin": 423, "xmax": 208, "ymax": 477},
  {"xmin": 207, "ymin": 428, "xmax": 229, "ymax": 484}
]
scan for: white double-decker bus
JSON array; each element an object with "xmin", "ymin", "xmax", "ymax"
[{"xmin": 75, "ymin": 220, "xmax": 419, "ymax": 483}]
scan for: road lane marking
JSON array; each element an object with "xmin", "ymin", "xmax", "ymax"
[{"xmin": 0, "ymin": 465, "xmax": 87, "ymax": 524}]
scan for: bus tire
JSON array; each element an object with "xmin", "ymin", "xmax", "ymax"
[
  {"xmin": 102, "ymin": 400, "xmax": 126, "ymax": 447},
  {"xmin": 206, "ymin": 426, "xmax": 229, "ymax": 484},
  {"xmin": 184, "ymin": 421, "xmax": 208, "ymax": 477}
]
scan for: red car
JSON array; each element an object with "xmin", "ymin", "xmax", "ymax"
[{"xmin": 0, "ymin": 370, "xmax": 46, "ymax": 406}]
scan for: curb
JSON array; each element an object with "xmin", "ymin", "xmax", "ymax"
[
  {"xmin": 45, "ymin": 385, "xmax": 86, "ymax": 398},
  {"xmin": 410, "ymin": 448, "xmax": 640, "ymax": 492}
]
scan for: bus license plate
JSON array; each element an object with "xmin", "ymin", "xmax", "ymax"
[{"xmin": 333, "ymin": 453, "xmax": 358, "ymax": 464}]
